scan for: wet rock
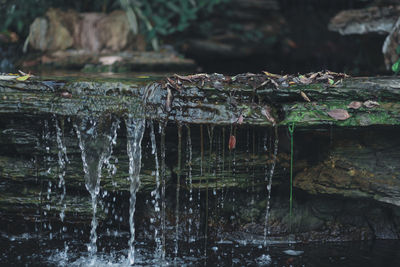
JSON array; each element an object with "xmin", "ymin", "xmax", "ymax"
[
  {"xmin": 329, "ymin": 5, "xmax": 400, "ymax": 35},
  {"xmin": 294, "ymin": 129, "xmax": 400, "ymax": 207},
  {"xmin": 383, "ymin": 16, "xmax": 400, "ymax": 69}
]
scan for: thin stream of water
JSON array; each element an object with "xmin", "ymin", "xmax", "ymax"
[
  {"xmin": 55, "ymin": 117, "xmax": 68, "ymax": 222},
  {"xmin": 263, "ymin": 127, "xmax": 279, "ymax": 247},
  {"xmin": 174, "ymin": 125, "xmax": 182, "ymax": 262},
  {"xmin": 150, "ymin": 121, "xmax": 162, "ymax": 260},
  {"xmin": 126, "ymin": 116, "xmax": 146, "ymax": 265},
  {"xmin": 74, "ymin": 116, "xmax": 119, "ymax": 260},
  {"xmin": 186, "ymin": 125, "xmax": 194, "ymax": 244},
  {"xmin": 160, "ymin": 123, "xmax": 167, "ymax": 261}
]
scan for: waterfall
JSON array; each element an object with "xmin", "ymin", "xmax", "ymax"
[
  {"xmin": 186, "ymin": 125, "xmax": 194, "ymax": 244},
  {"xmin": 126, "ymin": 115, "xmax": 146, "ymax": 265},
  {"xmin": 263, "ymin": 126, "xmax": 279, "ymax": 246},
  {"xmin": 160, "ymin": 123, "xmax": 167, "ymax": 262},
  {"xmin": 55, "ymin": 117, "xmax": 68, "ymax": 222},
  {"xmin": 150, "ymin": 121, "xmax": 163, "ymax": 261},
  {"xmin": 174, "ymin": 125, "xmax": 182, "ymax": 262},
  {"xmin": 74, "ymin": 115, "xmax": 119, "ymax": 259}
]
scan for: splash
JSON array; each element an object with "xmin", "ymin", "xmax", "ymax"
[
  {"xmin": 126, "ymin": 115, "xmax": 146, "ymax": 265},
  {"xmin": 74, "ymin": 115, "xmax": 119, "ymax": 259}
]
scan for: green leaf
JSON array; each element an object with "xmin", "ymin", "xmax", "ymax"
[
  {"xmin": 328, "ymin": 78, "xmax": 334, "ymax": 85},
  {"xmin": 16, "ymin": 74, "xmax": 31, "ymax": 81},
  {"xmin": 392, "ymin": 61, "xmax": 400, "ymax": 73}
]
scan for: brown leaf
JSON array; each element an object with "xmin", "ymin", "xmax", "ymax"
[
  {"xmin": 327, "ymin": 109, "xmax": 351, "ymax": 120},
  {"xmin": 308, "ymin": 72, "xmax": 319, "ymax": 80},
  {"xmin": 173, "ymin": 74, "xmax": 192, "ymax": 82},
  {"xmin": 228, "ymin": 135, "xmax": 236, "ymax": 150},
  {"xmin": 263, "ymin": 71, "xmax": 282, "ymax": 79},
  {"xmin": 299, "ymin": 76, "xmax": 312, "ymax": 85},
  {"xmin": 300, "ymin": 91, "xmax": 311, "ymax": 102},
  {"xmin": 261, "ymin": 106, "xmax": 276, "ymax": 125},
  {"xmin": 347, "ymin": 101, "xmax": 362, "ymax": 109},
  {"xmin": 363, "ymin": 100, "xmax": 380, "ymax": 108},
  {"xmin": 237, "ymin": 114, "xmax": 244, "ymax": 125}
]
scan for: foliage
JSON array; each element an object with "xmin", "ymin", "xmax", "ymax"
[
  {"xmin": 0, "ymin": 0, "xmax": 118, "ymax": 38},
  {"xmin": 391, "ymin": 45, "xmax": 400, "ymax": 74},
  {"xmin": 0, "ymin": 0, "xmax": 228, "ymax": 50},
  {"xmin": 119, "ymin": 0, "xmax": 229, "ymax": 50}
]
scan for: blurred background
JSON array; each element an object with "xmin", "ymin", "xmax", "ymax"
[{"xmin": 0, "ymin": 0, "xmax": 399, "ymax": 75}]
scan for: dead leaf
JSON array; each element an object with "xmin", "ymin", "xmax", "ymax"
[
  {"xmin": 308, "ymin": 72, "xmax": 319, "ymax": 80},
  {"xmin": 300, "ymin": 91, "xmax": 311, "ymax": 102},
  {"xmin": 263, "ymin": 71, "xmax": 282, "ymax": 79},
  {"xmin": 270, "ymin": 78, "xmax": 279, "ymax": 88},
  {"xmin": 173, "ymin": 74, "xmax": 192, "ymax": 82},
  {"xmin": 261, "ymin": 106, "xmax": 276, "ymax": 125},
  {"xmin": 363, "ymin": 100, "xmax": 379, "ymax": 108},
  {"xmin": 237, "ymin": 114, "xmax": 244, "ymax": 125},
  {"xmin": 299, "ymin": 75, "xmax": 312, "ymax": 85},
  {"xmin": 327, "ymin": 109, "xmax": 351, "ymax": 120},
  {"xmin": 228, "ymin": 135, "xmax": 236, "ymax": 150},
  {"xmin": 348, "ymin": 101, "xmax": 362, "ymax": 109},
  {"xmin": 16, "ymin": 74, "xmax": 31, "ymax": 81}
]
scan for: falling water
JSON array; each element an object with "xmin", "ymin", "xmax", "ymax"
[
  {"xmin": 251, "ymin": 129, "xmax": 256, "ymax": 224},
  {"xmin": 150, "ymin": 121, "xmax": 162, "ymax": 260},
  {"xmin": 74, "ymin": 116, "xmax": 119, "ymax": 259},
  {"xmin": 205, "ymin": 125, "xmax": 214, "ymax": 260},
  {"xmin": 263, "ymin": 127, "xmax": 279, "ymax": 246},
  {"xmin": 197, "ymin": 125, "xmax": 204, "ymax": 239},
  {"xmin": 55, "ymin": 117, "xmax": 68, "ymax": 222},
  {"xmin": 160, "ymin": 123, "xmax": 167, "ymax": 261},
  {"xmin": 41, "ymin": 119, "xmax": 54, "ymax": 239},
  {"xmin": 220, "ymin": 127, "xmax": 226, "ymax": 210},
  {"xmin": 186, "ymin": 125, "xmax": 194, "ymax": 244},
  {"xmin": 126, "ymin": 115, "xmax": 146, "ymax": 265},
  {"xmin": 174, "ymin": 125, "xmax": 182, "ymax": 262}
]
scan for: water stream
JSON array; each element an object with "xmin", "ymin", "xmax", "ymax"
[
  {"xmin": 263, "ymin": 127, "xmax": 279, "ymax": 247},
  {"xmin": 125, "ymin": 115, "xmax": 146, "ymax": 265},
  {"xmin": 74, "ymin": 116, "xmax": 119, "ymax": 260},
  {"xmin": 55, "ymin": 117, "xmax": 68, "ymax": 223},
  {"xmin": 149, "ymin": 121, "xmax": 162, "ymax": 260}
]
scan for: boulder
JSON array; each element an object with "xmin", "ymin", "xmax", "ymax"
[
  {"xmin": 328, "ymin": 5, "xmax": 400, "ymax": 35},
  {"xmin": 295, "ymin": 129, "xmax": 400, "ymax": 207},
  {"xmin": 27, "ymin": 8, "xmax": 140, "ymax": 53},
  {"xmin": 383, "ymin": 16, "xmax": 400, "ymax": 69}
]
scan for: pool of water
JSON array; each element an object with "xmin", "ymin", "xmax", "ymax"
[{"xmin": 1, "ymin": 221, "xmax": 400, "ymax": 267}]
